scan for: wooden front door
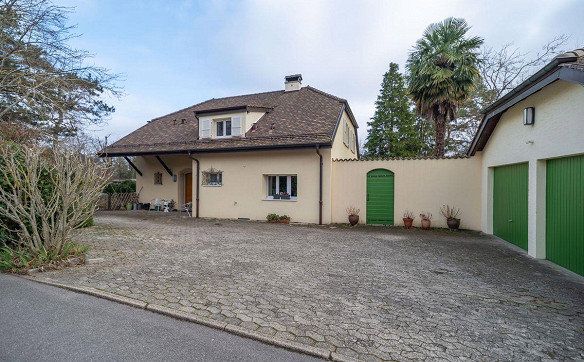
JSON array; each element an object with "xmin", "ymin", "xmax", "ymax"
[{"xmin": 185, "ymin": 172, "xmax": 192, "ymax": 203}]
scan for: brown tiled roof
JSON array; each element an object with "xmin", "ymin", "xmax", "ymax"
[{"xmin": 101, "ymin": 86, "xmax": 355, "ymax": 156}]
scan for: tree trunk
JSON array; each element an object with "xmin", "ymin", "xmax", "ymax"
[{"xmin": 433, "ymin": 108, "xmax": 446, "ymax": 157}]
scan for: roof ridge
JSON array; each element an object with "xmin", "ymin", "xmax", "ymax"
[
  {"xmin": 304, "ymin": 86, "xmax": 347, "ymax": 102},
  {"xmin": 150, "ymin": 99, "xmax": 212, "ymax": 122},
  {"xmin": 210, "ymin": 89, "xmax": 284, "ymax": 101},
  {"xmin": 149, "ymin": 89, "xmax": 285, "ymax": 123}
]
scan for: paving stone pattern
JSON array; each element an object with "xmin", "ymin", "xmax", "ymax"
[{"xmin": 39, "ymin": 212, "xmax": 584, "ymax": 361}]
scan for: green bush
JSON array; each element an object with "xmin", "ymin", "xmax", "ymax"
[{"xmin": 103, "ymin": 179, "xmax": 135, "ymax": 194}]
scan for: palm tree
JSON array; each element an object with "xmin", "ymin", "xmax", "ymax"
[{"xmin": 406, "ymin": 17, "xmax": 483, "ymax": 157}]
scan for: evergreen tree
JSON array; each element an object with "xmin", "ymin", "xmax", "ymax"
[{"xmin": 365, "ymin": 63, "xmax": 422, "ymax": 158}]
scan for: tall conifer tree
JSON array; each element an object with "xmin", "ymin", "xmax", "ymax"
[{"xmin": 365, "ymin": 63, "xmax": 422, "ymax": 158}]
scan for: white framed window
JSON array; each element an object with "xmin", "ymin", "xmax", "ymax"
[
  {"xmin": 266, "ymin": 175, "xmax": 297, "ymax": 200},
  {"xmin": 216, "ymin": 118, "xmax": 232, "ymax": 137}
]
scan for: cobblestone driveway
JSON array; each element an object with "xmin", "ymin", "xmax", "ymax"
[{"xmin": 38, "ymin": 212, "xmax": 584, "ymax": 360}]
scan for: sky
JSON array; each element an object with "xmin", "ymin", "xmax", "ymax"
[{"xmin": 60, "ymin": 0, "xmax": 584, "ymax": 144}]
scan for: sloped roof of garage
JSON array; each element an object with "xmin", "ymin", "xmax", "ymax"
[
  {"xmin": 99, "ymin": 86, "xmax": 358, "ymax": 156},
  {"xmin": 468, "ymin": 48, "xmax": 584, "ymax": 156}
]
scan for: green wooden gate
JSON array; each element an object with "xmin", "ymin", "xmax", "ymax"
[
  {"xmin": 493, "ymin": 163, "xmax": 529, "ymax": 250},
  {"xmin": 366, "ymin": 169, "xmax": 394, "ymax": 225},
  {"xmin": 546, "ymin": 154, "xmax": 584, "ymax": 276}
]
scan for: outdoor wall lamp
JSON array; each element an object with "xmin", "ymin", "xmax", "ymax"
[{"xmin": 523, "ymin": 107, "xmax": 535, "ymax": 125}]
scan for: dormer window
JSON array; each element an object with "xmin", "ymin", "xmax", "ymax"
[
  {"xmin": 216, "ymin": 118, "xmax": 232, "ymax": 137},
  {"xmin": 199, "ymin": 115, "xmax": 243, "ymax": 139}
]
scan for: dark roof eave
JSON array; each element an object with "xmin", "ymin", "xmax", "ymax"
[
  {"xmin": 193, "ymin": 105, "xmax": 273, "ymax": 116},
  {"xmin": 98, "ymin": 142, "xmax": 332, "ymax": 157}
]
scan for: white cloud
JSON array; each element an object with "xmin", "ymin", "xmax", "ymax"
[{"xmin": 79, "ymin": 0, "xmax": 582, "ymax": 143}]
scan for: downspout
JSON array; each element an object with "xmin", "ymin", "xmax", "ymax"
[
  {"xmin": 188, "ymin": 153, "xmax": 200, "ymax": 218},
  {"xmin": 315, "ymin": 146, "xmax": 323, "ymax": 225}
]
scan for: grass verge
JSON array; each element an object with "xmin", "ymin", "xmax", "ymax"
[{"xmin": 0, "ymin": 242, "xmax": 89, "ymax": 273}]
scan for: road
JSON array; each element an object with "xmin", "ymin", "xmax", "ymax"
[{"xmin": 0, "ymin": 274, "xmax": 317, "ymax": 361}]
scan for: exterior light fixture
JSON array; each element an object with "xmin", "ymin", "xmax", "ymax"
[{"xmin": 523, "ymin": 107, "xmax": 535, "ymax": 125}]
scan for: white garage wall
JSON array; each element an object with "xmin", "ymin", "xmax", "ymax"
[{"xmin": 478, "ymin": 80, "xmax": 584, "ymax": 258}]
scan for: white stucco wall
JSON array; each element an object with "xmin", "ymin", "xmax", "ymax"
[
  {"xmin": 134, "ymin": 149, "xmax": 332, "ymax": 224},
  {"xmin": 331, "ymin": 157, "xmax": 483, "ymax": 230},
  {"xmin": 331, "ymin": 111, "xmax": 358, "ymax": 160},
  {"xmin": 194, "ymin": 149, "xmax": 331, "ymax": 223},
  {"xmin": 479, "ymin": 80, "xmax": 584, "ymax": 258},
  {"xmin": 134, "ymin": 155, "xmax": 192, "ymax": 206}
]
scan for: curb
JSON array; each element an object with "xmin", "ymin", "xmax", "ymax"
[{"xmin": 22, "ymin": 275, "xmax": 338, "ymax": 360}]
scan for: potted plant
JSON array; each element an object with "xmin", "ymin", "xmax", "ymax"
[
  {"xmin": 279, "ymin": 192, "xmax": 291, "ymax": 200},
  {"xmin": 441, "ymin": 205, "xmax": 461, "ymax": 230},
  {"xmin": 403, "ymin": 211, "xmax": 414, "ymax": 229},
  {"xmin": 272, "ymin": 194, "xmax": 281, "ymax": 199},
  {"xmin": 279, "ymin": 215, "xmax": 291, "ymax": 224},
  {"xmin": 346, "ymin": 206, "xmax": 360, "ymax": 226},
  {"xmin": 420, "ymin": 212, "xmax": 432, "ymax": 230},
  {"xmin": 267, "ymin": 213, "xmax": 280, "ymax": 223}
]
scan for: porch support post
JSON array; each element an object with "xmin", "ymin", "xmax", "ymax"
[
  {"xmin": 123, "ymin": 156, "xmax": 143, "ymax": 177},
  {"xmin": 155, "ymin": 155, "xmax": 173, "ymax": 176}
]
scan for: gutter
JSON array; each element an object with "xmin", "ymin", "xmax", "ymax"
[
  {"xmin": 187, "ymin": 153, "xmax": 200, "ymax": 218},
  {"xmin": 98, "ymin": 143, "xmax": 332, "ymax": 158},
  {"xmin": 315, "ymin": 146, "xmax": 323, "ymax": 225}
]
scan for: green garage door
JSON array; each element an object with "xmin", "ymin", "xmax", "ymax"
[
  {"xmin": 493, "ymin": 163, "xmax": 528, "ymax": 250},
  {"xmin": 546, "ymin": 154, "xmax": 584, "ymax": 276},
  {"xmin": 366, "ymin": 169, "xmax": 394, "ymax": 225}
]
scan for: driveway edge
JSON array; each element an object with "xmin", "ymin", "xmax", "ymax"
[{"xmin": 22, "ymin": 275, "xmax": 335, "ymax": 360}]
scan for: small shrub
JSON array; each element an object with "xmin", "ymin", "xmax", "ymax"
[
  {"xmin": 279, "ymin": 215, "xmax": 291, "ymax": 223},
  {"xmin": 403, "ymin": 210, "xmax": 414, "ymax": 219},
  {"xmin": 267, "ymin": 213, "xmax": 280, "ymax": 222},
  {"xmin": 420, "ymin": 212, "xmax": 432, "ymax": 221},
  {"xmin": 346, "ymin": 206, "xmax": 360, "ymax": 216},
  {"xmin": 440, "ymin": 205, "xmax": 461, "ymax": 219}
]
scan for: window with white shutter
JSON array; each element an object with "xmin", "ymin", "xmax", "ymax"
[
  {"xmin": 200, "ymin": 119, "xmax": 211, "ymax": 138},
  {"xmin": 231, "ymin": 116, "xmax": 242, "ymax": 136}
]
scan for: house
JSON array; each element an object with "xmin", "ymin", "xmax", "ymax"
[
  {"xmin": 100, "ymin": 75, "xmax": 359, "ymax": 224},
  {"xmin": 102, "ymin": 48, "xmax": 583, "ymax": 277}
]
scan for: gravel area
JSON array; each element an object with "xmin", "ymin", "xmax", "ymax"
[{"xmin": 36, "ymin": 211, "xmax": 584, "ymax": 361}]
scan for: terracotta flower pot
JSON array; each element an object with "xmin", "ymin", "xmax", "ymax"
[
  {"xmin": 447, "ymin": 218, "xmax": 460, "ymax": 230},
  {"xmin": 421, "ymin": 219, "xmax": 431, "ymax": 230},
  {"xmin": 403, "ymin": 217, "xmax": 413, "ymax": 229},
  {"xmin": 348, "ymin": 214, "xmax": 359, "ymax": 226}
]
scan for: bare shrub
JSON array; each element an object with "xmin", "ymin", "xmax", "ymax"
[{"xmin": 0, "ymin": 144, "xmax": 110, "ymax": 254}]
